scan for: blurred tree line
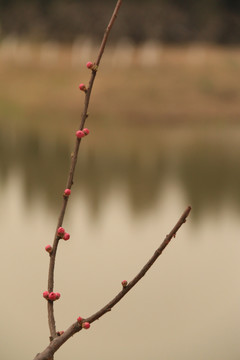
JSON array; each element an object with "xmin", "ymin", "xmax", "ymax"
[{"xmin": 0, "ymin": 0, "xmax": 239, "ymax": 44}]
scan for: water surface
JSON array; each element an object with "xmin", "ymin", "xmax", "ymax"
[{"xmin": 0, "ymin": 122, "xmax": 239, "ymax": 360}]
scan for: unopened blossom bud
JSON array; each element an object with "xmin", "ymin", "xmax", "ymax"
[
  {"xmin": 43, "ymin": 291, "xmax": 49, "ymax": 299},
  {"xmin": 86, "ymin": 61, "xmax": 93, "ymax": 69},
  {"xmin": 77, "ymin": 316, "xmax": 83, "ymax": 323},
  {"xmin": 57, "ymin": 227, "xmax": 65, "ymax": 237},
  {"xmin": 48, "ymin": 292, "xmax": 57, "ymax": 301},
  {"xmin": 76, "ymin": 130, "xmax": 85, "ymax": 139},
  {"xmin": 86, "ymin": 61, "xmax": 98, "ymax": 71},
  {"xmin": 45, "ymin": 245, "xmax": 52, "ymax": 253},
  {"xmin": 64, "ymin": 189, "xmax": 71, "ymax": 196},
  {"xmin": 121, "ymin": 280, "xmax": 128, "ymax": 288},
  {"xmin": 79, "ymin": 83, "xmax": 87, "ymax": 92},
  {"xmin": 57, "ymin": 331, "xmax": 64, "ymax": 336},
  {"xmin": 55, "ymin": 292, "xmax": 61, "ymax": 300},
  {"xmin": 82, "ymin": 322, "xmax": 90, "ymax": 329},
  {"xmin": 83, "ymin": 128, "xmax": 90, "ymax": 136},
  {"xmin": 63, "ymin": 233, "xmax": 70, "ymax": 241}
]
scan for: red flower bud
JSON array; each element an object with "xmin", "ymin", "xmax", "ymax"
[
  {"xmin": 43, "ymin": 291, "xmax": 49, "ymax": 299},
  {"xmin": 55, "ymin": 292, "xmax": 61, "ymax": 300},
  {"xmin": 57, "ymin": 331, "xmax": 64, "ymax": 336},
  {"xmin": 64, "ymin": 189, "xmax": 71, "ymax": 196},
  {"xmin": 45, "ymin": 245, "xmax": 52, "ymax": 253},
  {"xmin": 83, "ymin": 128, "xmax": 90, "ymax": 136},
  {"xmin": 76, "ymin": 130, "xmax": 85, "ymax": 139},
  {"xmin": 79, "ymin": 83, "xmax": 87, "ymax": 92},
  {"xmin": 82, "ymin": 322, "xmax": 90, "ymax": 329},
  {"xmin": 86, "ymin": 61, "xmax": 93, "ymax": 69},
  {"xmin": 57, "ymin": 227, "xmax": 65, "ymax": 237},
  {"xmin": 48, "ymin": 292, "xmax": 57, "ymax": 301},
  {"xmin": 86, "ymin": 61, "xmax": 98, "ymax": 71},
  {"xmin": 63, "ymin": 233, "xmax": 70, "ymax": 241},
  {"xmin": 121, "ymin": 280, "xmax": 128, "ymax": 288}
]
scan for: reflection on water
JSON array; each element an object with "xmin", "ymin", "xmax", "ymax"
[
  {"xmin": 0, "ymin": 122, "xmax": 240, "ymax": 360},
  {"xmin": 1, "ymin": 46, "xmax": 240, "ymax": 359},
  {"xmin": 1, "ymin": 123, "xmax": 240, "ymax": 219}
]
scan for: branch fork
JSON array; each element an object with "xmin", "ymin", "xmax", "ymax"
[{"xmin": 34, "ymin": 1, "xmax": 192, "ymax": 359}]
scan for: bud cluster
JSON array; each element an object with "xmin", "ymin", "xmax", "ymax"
[
  {"xmin": 43, "ymin": 291, "xmax": 61, "ymax": 301},
  {"xmin": 77, "ymin": 316, "xmax": 90, "ymax": 330},
  {"xmin": 57, "ymin": 227, "xmax": 70, "ymax": 241},
  {"xmin": 76, "ymin": 128, "xmax": 90, "ymax": 139}
]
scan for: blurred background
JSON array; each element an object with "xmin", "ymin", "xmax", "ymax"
[{"xmin": 0, "ymin": 1, "xmax": 240, "ymax": 360}]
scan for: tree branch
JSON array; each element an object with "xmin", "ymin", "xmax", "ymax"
[
  {"xmin": 34, "ymin": 205, "xmax": 191, "ymax": 360},
  {"xmin": 46, "ymin": 0, "xmax": 123, "ymax": 341},
  {"xmin": 86, "ymin": 205, "xmax": 191, "ymax": 323},
  {"xmin": 36, "ymin": 2, "xmax": 192, "ymax": 360}
]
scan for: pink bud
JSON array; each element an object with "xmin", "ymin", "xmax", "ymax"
[
  {"xmin": 45, "ymin": 245, "xmax": 52, "ymax": 253},
  {"xmin": 64, "ymin": 189, "xmax": 71, "ymax": 196},
  {"xmin": 55, "ymin": 292, "xmax": 61, "ymax": 300},
  {"xmin": 77, "ymin": 316, "xmax": 83, "ymax": 323},
  {"xmin": 121, "ymin": 280, "xmax": 128, "ymax": 288},
  {"xmin": 76, "ymin": 130, "xmax": 85, "ymax": 139},
  {"xmin": 86, "ymin": 61, "xmax": 93, "ymax": 69},
  {"xmin": 83, "ymin": 128, "xmax": 90, "ymax": 136},
  {"xmin": 63, "ymin": 233, "xmax": 70, "ymax": 241},
  {"xmin": 82, "ymin": 322, "xmax": 90, "ymax": 329},
  {"xmin": 43, "ymin": 291, "xmax": 49, "ymax": 299},
  {"xmin": 86, "ymin": 61, "xmax": 98, "ymax": 71},
  {"xmin": 57, "ymin": 227, "xmax": 65, "ymax": 236},
  {"xmin": 79, "ymin": 83, "xmax": 87, "ymax": 92},
  {"xmin": 57, "ymin": 331, "xmax": 64, "ymax": 336},
  {"xmin": 48, "ymin": 292, "xmax": 57, "ymax": 301}
]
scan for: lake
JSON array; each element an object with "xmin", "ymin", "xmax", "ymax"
[{"xmin": 0, "ymin": 55, "xmax": 240, "ymax": 360}]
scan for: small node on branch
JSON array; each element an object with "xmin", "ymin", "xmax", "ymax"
[
  {"xmin": 64, "ymin": 189, "xmax": 71, "ymax": 197},
  {"xmin": 82, "ymin": 322, "xmax": 90, "ymax": 329},
  {"xmin": 78, "ymin": 83, "xmax": 87, "ymax": 93},
  {"xmin": 86, "ymin": 61, "xmax": 98, "ymax": 72},
  {"xmin": 45, "ymin": 245, "xmax": 52, "ymax": 254},
  {"xmin": 121, "ymin": 280, "xmax": 128, "ymax": 288}
]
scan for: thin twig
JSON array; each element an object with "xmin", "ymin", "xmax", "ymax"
[
  {"xmin": 86, "ymin": 205, "xmax": 191, "ymax": 323},
  {"xmin": 34, "ymin": 206, "xmax": 191, "ymax": 360},
  {"xmin": 47, "ymin": 0, "xmax": 123, "ymax": 341}
]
